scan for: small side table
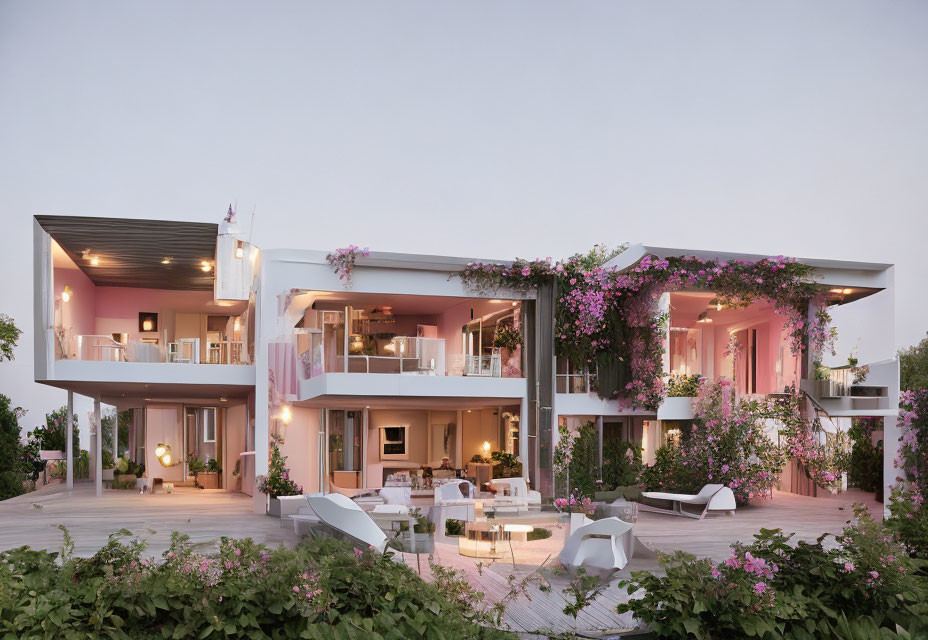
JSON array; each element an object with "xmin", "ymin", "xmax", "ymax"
[{"xmin": 458, "ymin": 521, "xmax": 503, "ymax": 559}]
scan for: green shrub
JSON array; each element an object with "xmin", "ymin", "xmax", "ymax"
[
  {"xmin": 445, "ymin": 519, "xmax": 465, "ymax": 537},
  {"xmin": 565, "ymin": 421, "xmax": 599, "ymax": 497},
  {"xmin": 666, "ymin": 373, "xmax": 702, "ymax": 397},
  {"xmin": 886, "ymin": 486, "xmax": 928, "ymax": 563},
  {"xmin": 0, "ymin": 530, "xmax": 515, "ymax": 639},
  {"xmin": 848, "ymin": 418, "xmax": 882, "ymax": 493},
  {"xmin": 526, "ymin": 528, "xmax": 551, "ymax": 542},
  {"xmin": 618, "ymin": 506, "xmax": 928, "ymax": 639},
  {"xmin": 601, "ymin": 440, "xmax": 642, "ymax": 490}
]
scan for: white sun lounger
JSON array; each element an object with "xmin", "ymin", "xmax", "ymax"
[
  {"xmin": 558, "ymin": 516, "xmax": 634, "ymax": 576},
  {"xmin": 639, "ymin": 483, "xmax": 736, "ymax": 519},
  {"xmin": 306, "ymin": 493, "xmax": 389, "ymax": 553}
]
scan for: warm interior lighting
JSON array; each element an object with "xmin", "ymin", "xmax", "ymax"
[
  {"xmin": 696, "ymin": 317, "xmax": 713, "ymax": 323},
  {"xmin": 201, "ymin": 261, "xmax": 212, "ymax": 272},
  {"xmin": 843, "ymin": 288, "xmax": 853, "ymax": 295},
  {"xmin": 482, "ymin": 441, "xmax": 491, "ymax": 454},
  {"xmin": 61, "ymin": 285, "xmax": 72, "ymax": 302},
  {"xmin": 383, "ymin": 342, "xmax": 395, "ymax": 354},
  {"xmin": 281, "ymin": 406, "xmax": 292, "ymax": 425},
  {"xmin": 142, "ymin": 319, "xmax": 153, "ymax": 332},
  {"xmin": 156, "ymin": 443, "xmax": 174, "ymax": 466},
  {"xmin": 716, "ymin": 302, "xmax": 723, "ymax": 311},
  {"xmin": 511, "ymin": 301, "xmax": 518, "ymax": 307},
  {"xmin": 489, "ymin": 299, "xmax": 503, "ymax": 304},
  {"xmin": 161, "ymin": 257, "xmax": 173, "ymax": 265},
  {"xmin": 233, "ymin": 318, "xmax": 241, "ymax": 331},
  {"xmin": 90, "ymin": 255, "xmax": 99, "ymax": 266},
  {"xmin": 235, "ymin": 245, "xmax": 244, "ymax": 259}
]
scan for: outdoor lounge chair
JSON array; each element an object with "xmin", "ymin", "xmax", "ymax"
[
  {"xmin": 305, "ymin": 493, "xmax": 389, "ymax": 553},
  {"xmin": 639, "ymin": 483, "xmax": 736, "ymax": 519},
  {"xmin": 558, "ymin": 516, "xmax": 634, "ymax": 576}
]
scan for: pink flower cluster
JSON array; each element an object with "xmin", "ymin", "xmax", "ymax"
[{"xmin": 326, "ymin": 245, "xmax": 370, "ymax": 286}]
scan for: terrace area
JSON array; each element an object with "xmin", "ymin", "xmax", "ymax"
[{"xmin": 0, "ymin": 482, "xmax": 882, "ymax": 637}]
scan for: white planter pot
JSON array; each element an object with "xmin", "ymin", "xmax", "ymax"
[{"xmin": 657, "ymin": 396, "xmax": 695, "ymax": 421}]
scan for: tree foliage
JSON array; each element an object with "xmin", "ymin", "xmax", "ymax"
[
  {"xmin": 899, "ymin": 333, "xmax": 928, "ymax": 392},
  {"xmin": 0, "ymin": 314, "xmax": 21, "ymax": 362},
  {"xmin": 0, "ymin": 394, "xmax": 28, "ymax": 500}
]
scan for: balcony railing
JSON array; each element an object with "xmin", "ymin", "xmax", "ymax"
[
  {"xmin": 71, "ymin": 334, "xmax": 248, "ymax": 364},
  {"xmin": 299, "ymin": 334, "xmax": 448, "ymax": 378},
  {"xmin": 453, "ymin": 353, "xmax": 502, "ymax": 377}
]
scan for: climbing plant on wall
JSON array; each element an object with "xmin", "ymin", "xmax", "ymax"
[{"xmin": 459, "ymin": 248, "xmax": 836, "ymax": 410}]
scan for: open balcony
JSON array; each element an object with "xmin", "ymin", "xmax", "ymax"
[
  {"xmin": 36, "ymin": 216, "xmax": 256, "ymax": 390},
  {"xmin": 279, "ymin": 292, "xmax": 527, "ymax": 403}
]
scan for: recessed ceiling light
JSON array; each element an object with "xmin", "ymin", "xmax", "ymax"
[
  {"xmin": 89, "ymin": 255, "xmax": 99, "ymax": 266},
  {"xmin": 201, "ymin": 260, "xmax": 212, "ymax": 272},
  {"xmin": 161, "ymin": 257, "xmax": 173, "ymax": 265}
]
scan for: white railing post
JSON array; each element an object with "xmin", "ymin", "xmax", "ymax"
[{"xmin": 66, "ymin": 391, "xmax": 73, "ymax": 490}]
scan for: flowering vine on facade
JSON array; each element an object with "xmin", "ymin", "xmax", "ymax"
[
  {"xmin": 326, "ymin": 245, "xmax": 370, "ymax": 286},
  {"xmin": 459, "ymin": 248, "xmax": 836, "ymax": 410}
]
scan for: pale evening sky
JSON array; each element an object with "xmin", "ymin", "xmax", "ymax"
[{"xmin": 1, "ymin": 1, "xmax": 926, "ymax": 441}]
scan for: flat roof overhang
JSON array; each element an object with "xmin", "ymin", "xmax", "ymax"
[
  {"xmin": 295, "ymin": 395, "xmax": 523, "ymax": 410},
  {"xmin": 298, "ymin": 373, "xmax": 527, "ymax": 407},
  {"xmin": 38, "ymin": 361, "xmax": 255, "ymax": 407},
  {"xmin": 35, "ymin": 214, "xmax": 219, "ymax": 291},
  {"xmin": 37, "ymin": 379, "xmax": 252, "ymax": 408}
]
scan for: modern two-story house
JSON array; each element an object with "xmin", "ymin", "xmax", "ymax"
[{"xmin": 32, "ymin": 214, "xmax": 900, "ymax": 512}]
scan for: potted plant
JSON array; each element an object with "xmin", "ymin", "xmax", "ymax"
[
  {"xmin": 492, "ymin": 324, "xmax": 523, "ymax": 371},
  {"xmin": 187, "ymin": 455, "xmax": 207, "ymax": 488},
  {"xmin": 199, "ymin": 457, "xmax": 221, "ymax": 489},
  {"xmin": 102, "ymin": 449, "xmax": 115, "ymax": 486},
  {"xmin": 813, "ymin": 361, "xmax": 838, "ymax": 398},
  {"xmin": 258, "ymin": 435, "xmax": 303, "ymax": 516},
  {"xmin": 114, "ymin": 457, "xmax": 143, "ymax": 489},
  {"xmin": 490, "ymin": 450, "xmax": 523, "ymax": 478}
]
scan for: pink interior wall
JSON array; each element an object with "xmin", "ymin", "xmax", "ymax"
[
  {"xmin": 54, "ymin": 265, "xmax": 97, "ymax": 355},
  {"xmin": 95, "ymin": 287, "xmax": 217, "ymax": 344},
  {"xmin": 224, "ymin": 405, "xmax": 248, "ymax": 491},
  {"xmin": 709, "ymin": 309, "xmax": 798, "ymax": 395},
  {"xmin": 278, "ymin": 407, "xmax": 320, "ymax": 494},
  {"xmin": 145, "ymin": 405, "xmax": 185, "ymax": 483}
]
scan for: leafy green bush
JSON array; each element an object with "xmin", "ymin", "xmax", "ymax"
[
  {"xmin": 565, "ymin": 421, "xmax": 599, "ymax": 497},
  {"xmin": 886, "ymin": 487, "xmax": 928, "ymax": 563},
  {"xmin": 489, "ymin": 451, "xmax": 522, "ymax": 478},
  {"xmin": 526, "ymin": 528, "xmax": 551, "ymax": 541},
  {"xmin": 601, "ymin": 440, "xmax": 642, "ymax": 490},
  {"xmin": 0, "ymin": 394, "xmax": 28, "ymax": 500},
  {"xmin": 0, "ymin": 530, "xmax": 515, "ymax": 639},
  {"xmin": 666, "ymin": 373, "xmax": 702, "ymax": 397},
  {"xmin": 445, "ymin": 519, "xmax": 465, "ymax": 536},
  {"xmin": 848, "ymin": 419, "xmax": 882, "ymax": 493},
  {"xmin": 618, "ymin": 507, "xmax": 928, "ymax": 639}
]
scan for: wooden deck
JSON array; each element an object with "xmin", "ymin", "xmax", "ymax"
[{"xmin": 0, "ymin": 483, "xmax": 882, "ymax": 637}]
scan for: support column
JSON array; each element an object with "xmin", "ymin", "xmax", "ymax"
[
  {"xmin": 66, "ymin": 391, "xmax": 74, "ymax": 490},
  {"xmin": 596, "ymin": 415, "xmax": 604, "ymax": 480},
  {"xmin": 94, "ymin": 399, "xmax": 102, "ymax": 496},
  {"xmin": 112, "ymin": 411, "xmax": 118, "ymax": 462},
  {"xmin": 519, "ymin": 395, "xmax": 529, "ymax": 481}
]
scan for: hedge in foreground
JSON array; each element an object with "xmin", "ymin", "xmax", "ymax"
[
  {"xmin": 617, "ymin": 506, "xmax": 928, "ymax": 640},
  {"xmin": 0, "ymin": 529, "xmax": 514, "ymax": 640}
]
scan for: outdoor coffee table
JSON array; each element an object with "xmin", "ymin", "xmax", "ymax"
[{"xmin": 458, "ymin": 521, "xmax": 503, "ymax": 559}]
